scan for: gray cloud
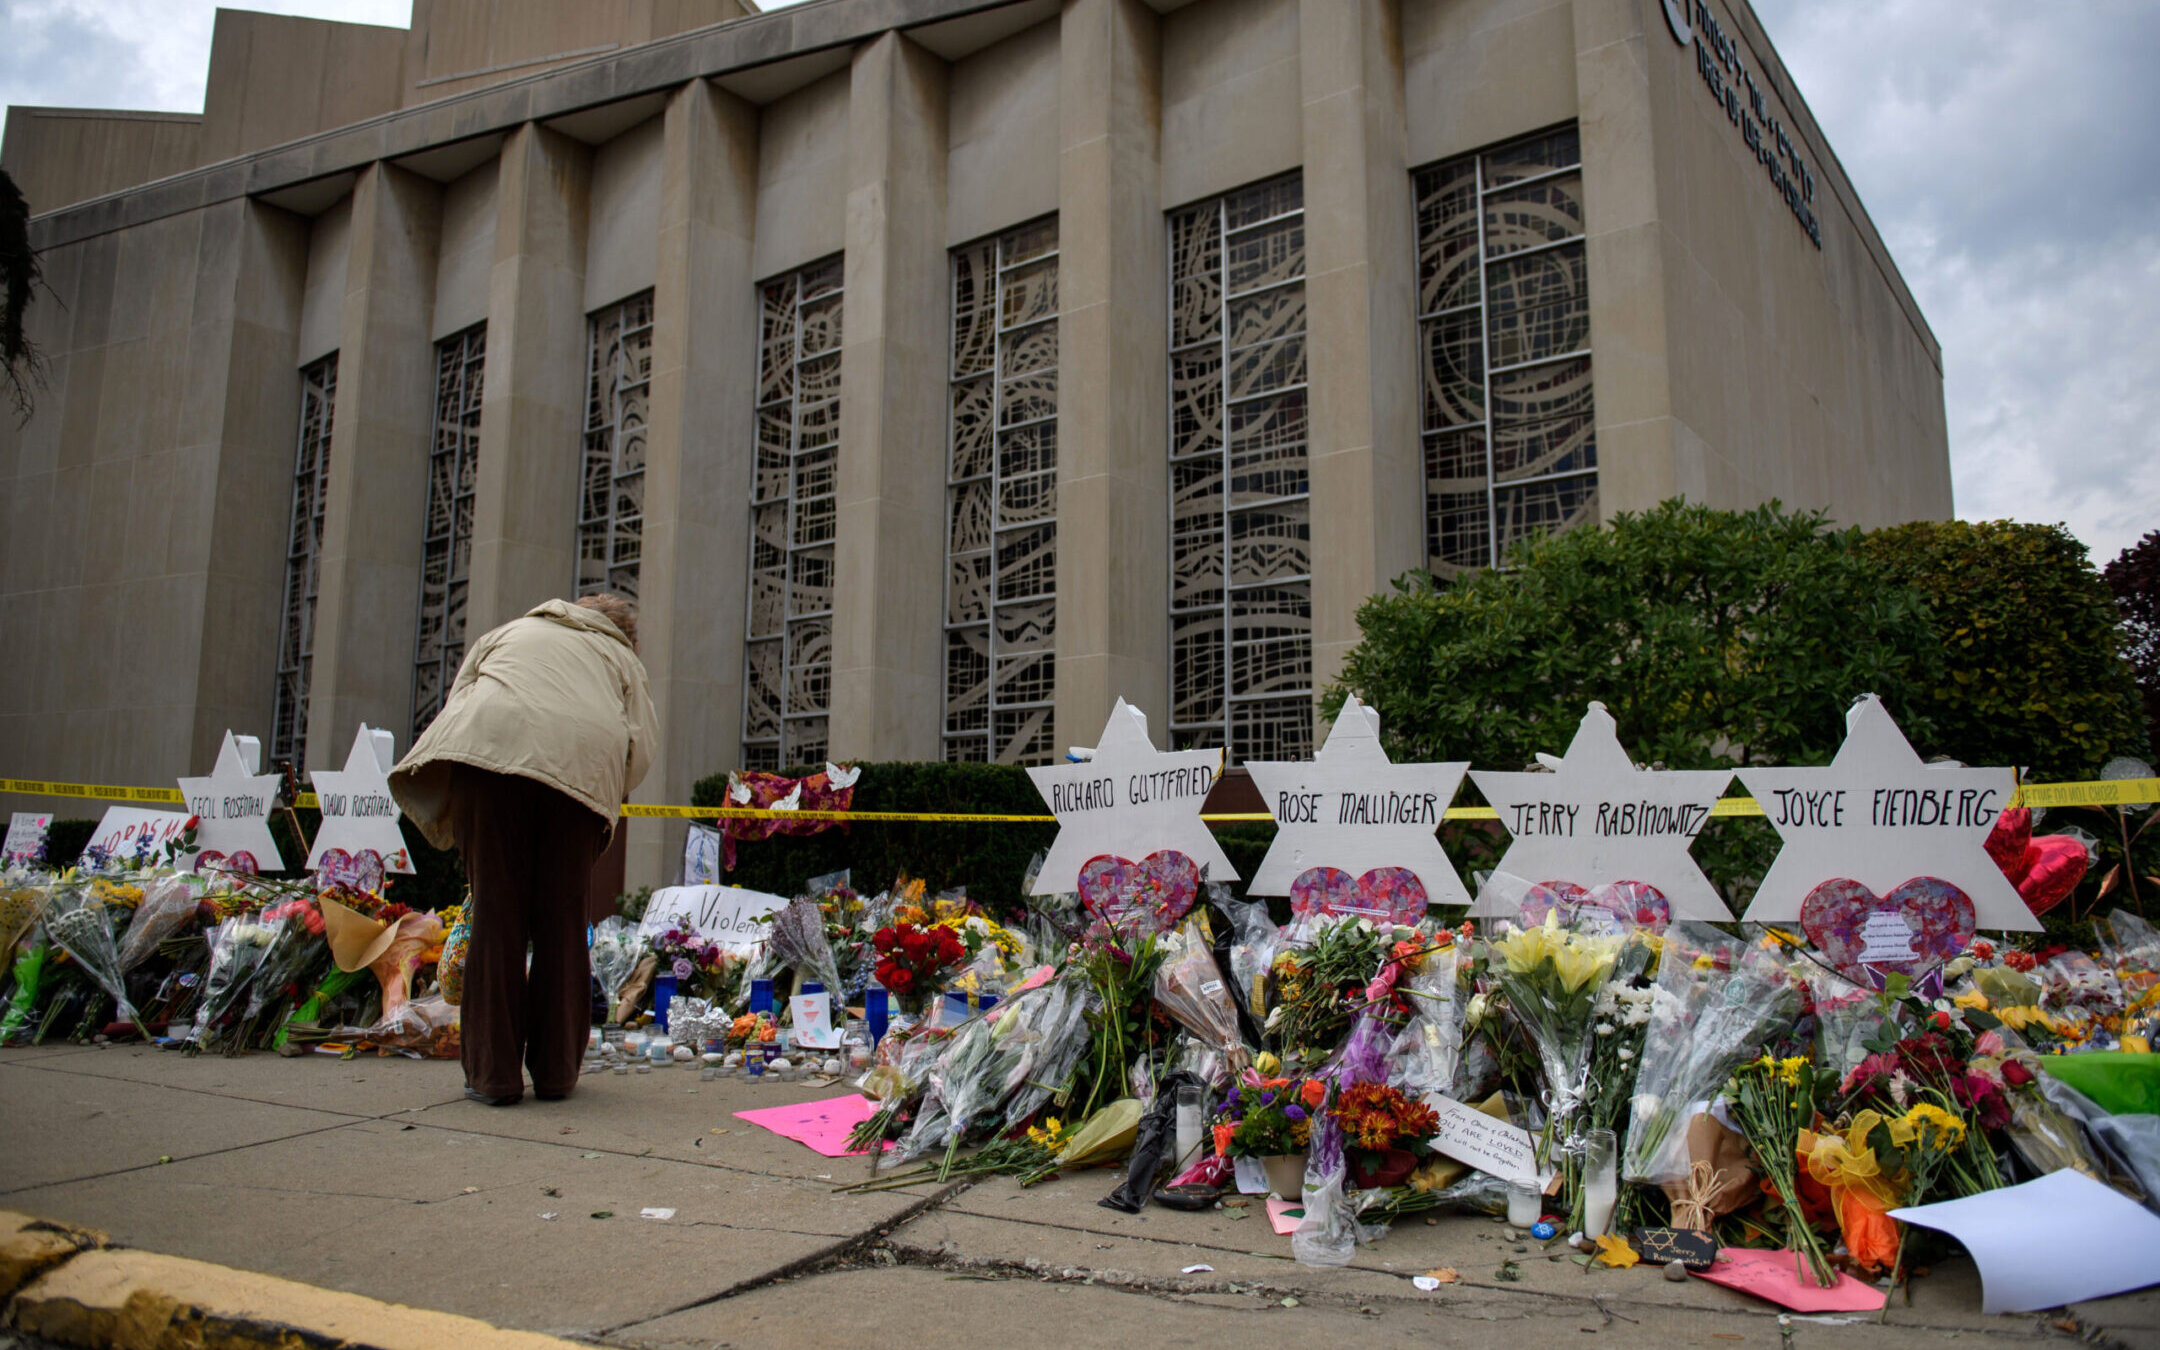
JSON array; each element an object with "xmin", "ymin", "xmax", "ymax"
[{"xmin": 1752, "ymin": 0, "xmax": 2160, "ymax": 564}]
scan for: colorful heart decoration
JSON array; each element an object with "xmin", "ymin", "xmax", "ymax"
[
  {"xmin": 1078, "ymin": 850, "xmax": 1200, "ymax": 937},
  {"xmin": 1800, "ymin": 876, "xmax": 1976, "ymax": 986},
  {"xmin": 317, "ymin": 847, "xmax": 386, "ymax": 896},
  {"xmin": 1288, "ymin": 866, "xmax": 1430, "ymax": 924},
  {"xmin": 1519, "ymin": 880, "xmax": 1671, "ymax": 933},
  {"xmin": 195, "ymin": 849, "xmax": 259, "ymax": 876}
]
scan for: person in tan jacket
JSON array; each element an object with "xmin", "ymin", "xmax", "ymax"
[{"xmin": 391, "ymin": 595, "xmax": 658, "ymax": 1105}]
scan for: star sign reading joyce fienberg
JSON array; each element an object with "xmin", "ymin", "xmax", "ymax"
[
  {"xmin": 1739, "ymin": 694, "xmax": 2034, "ymax": 931},
  {"xmin": 1467, "ymin": 702, "xmax": 1735, "ymax": 920},
  {"xmin": 307, "ymin": 724, "xmax": 414, "ymax": 875},
  {"xmin": 1244, "ymin": 694, "xmax": 1471, "ymax": 906},
  {"xmin": 1025, "ymin": 699, "xmax": 1237, "ymax": 895},
  {"xmin": 177, "ymin": 730, "xmax": 286, "ymax": 871}
]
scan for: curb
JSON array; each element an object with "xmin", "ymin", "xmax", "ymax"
[{"xmin": 1, "ymin": 1210, "xmax": 582, "ymax": 1350}]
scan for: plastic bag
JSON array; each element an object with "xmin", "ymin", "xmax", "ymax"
[
  {"xmin": 363, "ymin": 991, "xmax": 461, "ymax": 1058},
  {"xmin": 1154, "ymin": 915, "xmax": 1247, "ymax": 1070},
  {"xmin": 589, "ymin": 917, "xmax": 642, "ymax": 1015},
  {"xmin": 1217, "ymin": 890, "xmax": 1280, "ymax": 1021},
  {"xmin": 0, "ymin": 933, "xmax": 50, "ymax": 1043},
  {"xmin": 118, "ymin": 873, "xmax": 202, "ymax": 971},
  {"xmin": 1101, "ymin": 1069, "xmax": 1203, "ymax": 1212},
  {"xmin": 438, "ymin": 904, "xmax": 472, "ymax": 1007},
  {"xmin": 45, "ymin": 879, "xmax": 137, "ymax": 1025},
  {"xmin": 1384, "ymin": 940, "xmax": 1465, "ymax": 1099}
]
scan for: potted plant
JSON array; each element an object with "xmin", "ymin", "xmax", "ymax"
[
  {"xmin": 1217, "ymin": 1077, "xmax": 1327, "ymax": 1200},
  {"xmin": 1332, "ymin": 1081, "xmax": 1442, "ymax": 1189}
]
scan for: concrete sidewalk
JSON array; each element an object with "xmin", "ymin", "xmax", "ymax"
[{"xmin": 2, "ymin": 1044, "xmax": 2154, "ymax": 1349}]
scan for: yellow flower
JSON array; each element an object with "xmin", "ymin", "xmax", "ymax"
[
  {"xmin": 1253, "ymin": 1051, "xmax": 1281, "ymax": 1076},
  {"xmin": 1776, "ymin": 1057, "xmax": 1808, "ymax": 1087},
  {"xmin": 1550, "ymin": 937, "xmax": 1619, "ymax": 993},
  {"xmin": 1898, "ymin": 1103, "xmax": 1966, "ymax": 1152},
  {"xmin": 1953, "ymin": 990, "xmax": 1989, "ymax": 1011},
  {"xmin": 1024, "ymin": 1117, "xmax": 1068, "ymax": 1153}
]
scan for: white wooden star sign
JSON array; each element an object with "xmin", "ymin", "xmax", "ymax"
[
  {"xmin": 1467, "ymin": 702, "xmax": 1734, "ymax": 920},
  {"xmin": 1245, "ymin": 695, "xmax": 1470, "ymax": 911},
  {"xmin": 308, "ymin": 724, "xmax": 414, "ymax": 875},
  {"xmin": 1739, "ymin": 694, "xmax": 2034, "ymax": 931},
  {"xmin": 1025, "ymin": 699, "xmax": 1236, "ymax": 894},
  {"xmin": 178, "ymin": 731, "xmax": 286, "ymax": 872}
]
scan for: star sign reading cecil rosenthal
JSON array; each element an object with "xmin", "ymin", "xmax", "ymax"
[
  {"xmin": 1025, "ymin": 699, "xmax": 1237, "ymax": 895},
  {"xmin": 1468, "ymin": 702, "xmax": 1734, "ymax": 921},
  {"xmin": 1244, "ymin": 695, "xmax": 1471, "ymax": 909},
  {"xmin": 1739, "ymin": 694, "xmax": 2034, "ymax": 932}
]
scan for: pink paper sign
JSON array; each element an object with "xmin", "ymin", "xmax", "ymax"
[
  {"xmin": 734, "ymin": 1093, "xmax": 887, "ymax": 1158},
  {"xmin": 1266, "ymin": 1196, "xmax": 1306, "ymax": 1236},
  {"xmin": 1693, "ymin": 1248, "xmax": 1887, "ymax": 1313}
]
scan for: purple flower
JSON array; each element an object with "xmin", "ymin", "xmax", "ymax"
[
  {"xmin": 672, "ymin": 957, "xmax": 694, "ymax": 980},
  {"xmin": 1285, "ymin": 1105, "xmax": 1306, "ymax": 1123},
  {"xmin": 1260, "ymin": 1092, "xmax": 1276, "ymax": 1107}
]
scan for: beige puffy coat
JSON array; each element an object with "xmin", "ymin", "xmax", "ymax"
[{"xmin": 390, "ymin": 600, "xmax": 658, "ymax": 847}]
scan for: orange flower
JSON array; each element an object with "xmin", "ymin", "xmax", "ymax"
[
  {"xmin": 1300, "ymin": 1080, "xmax": 1327, "ymax": 1109},
  {"xmin": 1213, "ymin": 1122, "xmax": 1235, "ymax": 1158}
]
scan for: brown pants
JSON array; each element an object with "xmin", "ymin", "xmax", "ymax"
[{"xmin": 453, "ymin": 768, "xmax": 609, "ymax": 1099}]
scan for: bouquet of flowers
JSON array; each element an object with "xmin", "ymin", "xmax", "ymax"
[
  {"xmin": 727, "ymin": 1009, "xmax": 779, "ymax": 1049},
  {"xmin": 118, "ymin": 873, "xmax": 203, "ymax": 971},
  {"xmin": 872, "ymin": 920, "xmax": 967, "ymax": 1011},
  {"xmin": 1726, "ymin": 1054, "xmax": 1836, "ymax": 1286},
  {"xmin": 1382, "ymin": 935, "xmax": 1467, "ymax": 1098},
  {"xmin": 0, "ymin": 869, "xmax": 49, "ymax": 956},
  {"xmin": 1216, "ymin": 1076, "xmax": 1326, "ymax": 1158},
  {"xmin": 239, "ymin": 900, "xmax": 329, "ymax": 1042},
  {"xmin": 1153, "ymin": 916, "xmax": 1246, "ymax": 1073},
  {"xmin": 189, "ymin": 915, "xmax": 280, "ymax": 1048},
  {"xmin": 1483, "ymin": 909, "xmax": 1628, "ymax": 1166},
  {"xmin": 44, "ymin": 877, "xmax": 137, "ymax": 1026},
  {"xmin": 994, "ymin": 975, "xmax": 1094, "ymax": 1132},
  {"xmin": 647, "ymin": 926, "xmax": 738, "ymax": 1002},
  {"xmin": 1264, "ymin": 916, "xmax": 1396, "ymax": 1066},
  {"xmin": 768, "ymin": 894, "xmax": 844, "ymax": 996},
  {"xmin": 590, "ymin": 917, "xmax": 643, "ymax": 1016},
  {"xmin": 1332, "ymin": 1081, "xmax": 1441, "ymax": 1188},
  {"xmin": 1624, "ymin": 925, "xmax": 1802, "ymax": 1185}
]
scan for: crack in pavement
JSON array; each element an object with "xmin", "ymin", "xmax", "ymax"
[
  {"xmin": 0, "ymin": 1117, "xmax": 379, "ymax": 1198},
  {"xmin": 1, "ymin": 1054, "xmax": 467, "ymax": 1122}
]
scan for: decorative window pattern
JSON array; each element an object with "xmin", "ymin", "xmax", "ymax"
[
  {"xmin": 1167, "ymin": 174, "xmax": 1313, "ymax": 763},
  {"xmin": 742, "ymin": 258, "xmax": 844, "ymax": 772},
  {"xmin": 944, "ymin": 219, "xmax": 1059, "ymax": 766},
  {"xmin": 577, "ymin": 291, "xmax": 654, "ymax": 601},
  {"xmin": 270, "ymin": 354, "xmax": 338, "ymax": 772},
  {"xmin": 411, "ymin": 324, "xmax": 486, "ymax": 741},
  {"xmin": 1415, "ymin": 125, "xmax": 1598, "ymax": 578}
]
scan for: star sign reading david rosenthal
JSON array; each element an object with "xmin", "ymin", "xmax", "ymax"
[
  {"xmin": 308, "ymin": 724, "xmax": 414, "ymax": 875},
  {"xmin": 1739, "ymin": 695, "xmax": 2034, "ymax": 931},
  {"xmin": 177, "ymin": 730, "xmax": 286, "ymax": 871},
  {"xmin": 1468, "ymin": 702, "xmax": 1735, "ymax": 920},
  {"xmin": 1026, "ymin": 699, "xmax": 1237, "ymax": 894},
  {"xmin": 1245, "ymin": 695, "xmax": 1470, "ymax": 906}
]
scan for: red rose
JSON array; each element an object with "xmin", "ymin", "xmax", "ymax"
[
  {"xmin": 1971, "ymin": 940, "xmax": 1995, "ymax": 961},
  {"xmin": 884, "ymin": 967, "xmax": 913, "ymax": 993},
  {"xmin": 2002, "ymin": 1059, "xmax": 2035, "ymax": 1087},
  {"xmin": 2004, "ymin": 951, "xmax": 2037, "ymax": 972},
  {"xmin": 874, "ymin": 927, "xmax": 897, "ymax": 953},
  {"xmin": 1930, "ymin": 1010, "xmax": 1952, "ymax": 1030}
]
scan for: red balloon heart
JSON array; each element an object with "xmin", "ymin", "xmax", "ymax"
[
  {"xmin": 1078, "ymin": 850, "xmax": 1200, "ymax": 936},
  {"xmin": 1288, "ymin": 866, "xmax": 1429, "ymax": 924},
  {"xmin": 1519, "ymin": 880, "xmax": 1671, "ymax": 933},
  {"xmin": 1983, "ymin": 807, "xmax": 2090, "ymax": 916},
  {"xmin": 1800, "ymin": 877, "xmax": 1976, "ymax": 985}
]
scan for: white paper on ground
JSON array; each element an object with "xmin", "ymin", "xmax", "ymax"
[
  {"xmin": 1889, "ymin": 1169, "xmax": 2160, "ymax": 1314},
  {"xmin": 1233, "ymin": 1156, "xmax": 1270, "ymax": 1195}
]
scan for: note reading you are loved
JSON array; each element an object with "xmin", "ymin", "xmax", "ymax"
[{"xmin": 1425, "ymin": 1094, "xmax": 1539, "ymax": 1186}]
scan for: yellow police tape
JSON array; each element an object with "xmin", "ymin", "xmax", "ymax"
[{"xmin": 10, "ymin": 773, "xmax": 2157, "ymax": 824}]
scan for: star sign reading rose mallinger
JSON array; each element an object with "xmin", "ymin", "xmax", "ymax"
[
  {"xmin": 1739, "ymin": 694, "xmax": 2034, "ymax": 931},
  {"xmin": 1026, "ymin": 699, "xmax": 1236, "ymax": 895},
  {"xmin": 1245, "ymin": 695, "xmax": 1471, "ymax": 908},
  {"xmin": 177, "ymin": 731, "xmax": 286, "ymax": 872},
  {"xmin": 1468, "ymin": 702, "xmax": 1734, "ymax": 920},
  {"xmin": 308, "ymin": 724, "xmax": 414, "ymax": 875}
]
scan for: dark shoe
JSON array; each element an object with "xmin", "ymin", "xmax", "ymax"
[
  {"xmin": 464, "ymin": 1087, "xmax": 522, "ymax": 1106},
  {"xmin": 534, "ymin": 1088, "xmax": 570, "ymax": 1101}
]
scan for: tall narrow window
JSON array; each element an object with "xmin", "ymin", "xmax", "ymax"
[
  {"xmin": 944, "ymin": 218, "xmax": 1059, "ymax": 766},
  {"xmin": 741, "ymin": 258, "xmax": 843, "ymax": 772},
  {"xmin": 411, "ymin": 323, "xmax": 485, "ymax": 740},
  {"xmin": 1167, "ymin": 174, "xmax": 1312, "ymax": 763},
  {"xmin": 1415, "ymin": 125, "xmax": 1597, "ymax": 578},
  {"xmin": 577, "ymin": 291, "xmax": 653, "ymax": 601},
  {"xmin": 270, "ymin": 354, "xmax": 338, "ymax": 772}
]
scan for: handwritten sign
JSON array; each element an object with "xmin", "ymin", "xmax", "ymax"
[
  {"xmin": 178, "ymin": 731, "xmax": 286, "ymax": 871},
  {"xmin": 637, "ymin": 883, "xmax": 788, "ymax": 948},
  {"xmin": 682, "ymin": 823, "xmax": 721, "ymax": 885},
  {"xmin": 4, "ymin": 812, "xmax": 51, "ymax": 863},
  {"xmin": 85, "ymin": 807, "xmax": 195, "ymax": 864},
  {"xmin": 1468, "ymin": 703, "xmax": 1734, "ymax": 920},
  {"xmin": 1245, "ymin": 695, "xmax": 1470, "ymax": 910},
  {"xmin": 1424, "ymin": 1093, "xmax": 1539, "ymax": 1185},
  {"xmin": 1739, "ymin": 695, "xmax": 2033, "ymax": 930},
  {"xmin": 1694, "ymin": 1247, "xmax": 1886, "ymax": 1312},
  {"xmin": 308, "ymin": 725, "xmax": 413, "ymax": 875},
  {"xmin": 1025, "ymin": 700, "xmax": 1235, "ymax": 894},
  {"xmin": 790, "ymin": 990, "xmax": 840, "ymax": 1048}
]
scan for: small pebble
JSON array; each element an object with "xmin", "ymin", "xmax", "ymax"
[
  {"xmin": 1513, "ymin": 1244, "xmax": 1528, "ymax": 1254},
  {"xmin": 769, "ymin": 1057, "xmax": 793, "ymax": 1072},
  {"xmin": 1664, "ymin": 1260, "xmax": 1689, "ymax": 1283},
  {"xmin": 1530, "ymin": 1221, "xmax": 1557, "ymax": 1241},
  {"xmin": 701, "ymin": 1052, "xmax": 724, "ymax": 1065},
  {"xmin": 1424, "ymin": 1218, "xmax": 1438, "ymax": 1226},
  {"xmin": 671, "ymin": 1045, "xmax": 695, "ymax": 1062}
]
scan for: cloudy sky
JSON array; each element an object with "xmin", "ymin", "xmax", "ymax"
[{"xmin": 2, "ymin": 0, "xmax": 2154, "ymax": 565}]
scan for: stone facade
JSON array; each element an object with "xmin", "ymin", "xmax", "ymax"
[{"xmin": 0, "ymin": 0, "xmax": 1949, "ymax": 887}]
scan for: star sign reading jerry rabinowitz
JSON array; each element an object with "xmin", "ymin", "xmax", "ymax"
[
  {"xmin": 177, "ymin": 731, "xmax": 286, "ymax": 871},
  {"xmin": 307, "ymin": 724, "xmax": 413, "ymax": 875},
  {"xmin": 1025, "ymin": 699, "xmax": 1237, "ymax": 894},
  {"xmin": 1468, "ymin": 702, "xmax": 1735, "ymax": 920},
  {"xmin": 1739, "ymin": 695, "xmax": 2034, "ymax": 931},
  {"xmin": 1244, "ymin": 695, "xmax": 1471, "ymax": 907}
]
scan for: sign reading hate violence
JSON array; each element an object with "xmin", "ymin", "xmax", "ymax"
[{"xmin": 637, "ymin": 883, "xmax": 790, "ymax": 948}]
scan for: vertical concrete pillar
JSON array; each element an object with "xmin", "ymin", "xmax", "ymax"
[
  {"xmin": 308, "ymin": 163, "xmax": 442, "ymax": 766},
  {"xmin": 830, "ymin": 34, "xmax": 950, "ymax": 761},
  {"xmin": 467, "ymin": 123, "xmax": 592, "ymax": 639},
  {"xmin": 1055, "ymin": 0, "xmax": 1167, "ymax": 746},
  {"xmin": 628, "ymin": 78, "xmax": 761, "ymax": 886},
  {"xmin": 1300, "ymin": 0, "xmax": 1423, "ymax": 709},
  {"xmin": 189, "ymin": 200, "xmax": 311, "ymax": 766}
]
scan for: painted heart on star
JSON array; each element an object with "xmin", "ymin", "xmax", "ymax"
[
  {"xmin": 1078, "ymin": 850, "xmax": 1200, "ymax": 937},
  {"xmin": 1519, "ymin": 880, "xmax": 1671, "ymax": 933},
  {"xmin": 1288, "ymin": 867, "xmax": 1429, "ymax": 925},
  {"xmin": 317, "ymin": 847, "xmax": 386, "ymax": 896},
  {"xmin": 1800, "ymin": 876, "xmax": 1976, "ymax": 986},
  {"xmin": 196, "ymin": 849, "xmax": 259, "ymax": 876}
]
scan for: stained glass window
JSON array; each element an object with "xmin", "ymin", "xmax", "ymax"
[
  {"xmin": 270, "ymin": 354, "xmax": 337, "ymax": 773},
  {"xmin": 1415, "ymin": 125, "xmax": 1598, "ymax": 578},
  {"xmin": 577, "ymin": 291, "xmax": 654, "ymax": 602},
  {"xmin": 944, "ymin": 218, "xmax": 1059, "ymax": 766},
  {"xmin": 742, "ymin": 258, "xmax": 844, "ymax": 772},
  {"xmin": 411, "ymin": 323, "xmax": 485, "ymax": 741},
  {"xmin": 1167, "ymin": 174, "xmax": 1312, "ymax": 763}
]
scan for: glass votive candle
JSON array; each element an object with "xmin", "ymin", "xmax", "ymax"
[{"xmin": 1506, "ymin": 1177, "xmax": 1543, "ymax": 1227}]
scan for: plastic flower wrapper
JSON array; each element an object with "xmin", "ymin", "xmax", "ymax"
[
  {"xmin": 1623, "ymin": 923, "xmax": 1801, "ymax": 1185},
  {"xmin": 1214, "ymin": 885, "xmax": 1280, "ymax": 1021},
  {"xmin": 43, "ymin": 877, "xmax": 137, "ymax": 1026},
  {"xmin": 1293, "ymin": 1008, "xmax": 1393, "ymax": 1268},
  {"xmin": 363, "ymin": 991, "xmax": 461, "ymax": 1058},
  {"xmin": 1, "ymin": 869, "xmax": 52, "ymax": 956},
  {"xmin": 1482, "ymin": 895, "xmax": 1634, "ymax": 1167},
  {"xmin": 0, "ymin": 931, "xmax": 51, "ymax": 1042},
  {"xmin": 188, "ymin": 915, "xmax": 278, "ymax": 1046},
  {"xmin": 1383, "ymin": 939, "xmax": 1465, "ymax": 1098},
  {"xmin": 1153, "ymin": 914, "xmax": 1247, "ymax": 1074},
  {"xmin": 927, "ymin": 991, "xmax": 1066, "ymax": 1177},
  {"xmin": 768, "ymin": 894, "xmax": 844, "ymax": 996},
  {"xmin": 887, "ymin": 1012, "xmax": 1001, "ymax": 1169},
  {"xmin": 117, "ymin": 873, "xmax": 205, "ymax": 971},
  {"xmin": 589, "ymin": 916, "xmax": 643, "ymax": 1015},
  {"xmin": 995, "ymin": 975, "xmax": 1095, "ymax": 1132},
  {"xmin": 243, "ymin": 901, "xmax": 327, "ymax": 1025}
]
